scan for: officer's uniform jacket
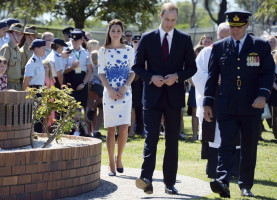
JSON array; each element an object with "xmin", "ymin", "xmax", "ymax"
[
  {"xmin": 0, "ymin": 40, "xmax": 22, "ymax": 81},
  {"xmin": 20, "ymin": 43, "xmax": 33, "ymax": 71},
  {"xmin": 204, "ymin": 34, "xmax": 275, "ymax": 115}
]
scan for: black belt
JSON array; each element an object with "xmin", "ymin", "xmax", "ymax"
[{"xmin": 30, "ymin": 85, "xmax": 43, "ymax": 89}]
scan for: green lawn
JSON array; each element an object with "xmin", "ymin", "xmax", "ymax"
[{"xmin": 99, "ymin": 115, "xmax": 277, "ymax": 199}]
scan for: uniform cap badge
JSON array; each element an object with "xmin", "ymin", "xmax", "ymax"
[
  {"xmin": 73, "ymin": 35, "xmax": 76, "ymax": 39},
  {"xmin": 233, "ymin": 15, "xmax": 240, "ymax": 22}
]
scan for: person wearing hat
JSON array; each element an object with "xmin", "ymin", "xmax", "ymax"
[
  {"xmin": 0, "ymin": 23, "xmax": 23, "ymax": 90},
  {"xmin": 0, "ymin": 22, "xmax": 8, "ymax": 49},
  {"xmin": 64, "ymin": 29, "xmax": 92, "ymax": 131},
  {"xmin": 19, "ymin": 25, "xmax": 38, "ymax": 74},
  {"xmin": 62, "ymin": 27, "xmax": 74, "ymax": 42},
  {"xmin": 128, "ymin": 35, "xmax": 144, "ymax": 137},
  {"xmin": 203, "ymin": 11, "xmax": 275, "ymax": 198},
  {"xmin": 0, "ymin": 18, "xmax": 20, "ymax": 44},
  {"xmin": 23, "ymin": 39, "xmax": 46, "ymax": 133},
  {"xmin": 45, "ymin": 38, "xmax": 69, "ymax": 88}
]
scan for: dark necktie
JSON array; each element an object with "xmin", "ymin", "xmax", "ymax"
[
  {"xmin": 162, "ymin": 33, "xmax": 169, "ymax": 61},
  {"xmin": 235, "ymin": 40, "xmax": 240, "ymax": 55}
]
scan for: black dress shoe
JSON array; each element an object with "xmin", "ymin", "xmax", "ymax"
[
  {"xmin": 241, "ymin": 188, "xmax": 254, "ymax": 197},
  {"xmin": 117, "ymin": 168, "xmax": 124, "ymax": 173},
  {"xmin": 165, "ymin": 185, "xmax": 178, "ymax": 194},
  {"xmin": 136, "ymin": 178, "xmax": 153, "ymax": 194},
  {"xmin": 210, "ymin": 179, "xmax": 230, "ymax": 198}
]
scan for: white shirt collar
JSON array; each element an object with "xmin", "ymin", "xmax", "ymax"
[{"xmin": 159, "ymin": 25, "xmax": 174, "ymax": 39}]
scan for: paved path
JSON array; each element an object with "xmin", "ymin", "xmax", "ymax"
[{"xmin": 61, "ymin": 166, "xmax": 212, "ymax": 200}]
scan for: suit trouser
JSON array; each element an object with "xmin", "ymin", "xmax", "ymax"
[
  {"xmin": 140, "ymin": 91, "xmax": 181, "ymax": 186},
  {"xmin": 217, "ymin": 113, "xmax": 260, "ymax": 189}
]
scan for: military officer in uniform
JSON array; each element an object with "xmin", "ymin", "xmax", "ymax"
[
  {"xmin": 62, "ymin": 27, "xmax": 74, "ymax": 42},
  {"xmin": 0, "ymin": 23, "xmax": 23, "ymax": 90},
  {"xmin": 203, "ymin": 11, "xmax": 275, "ymax": 198},
  {"xmin": 19, "ymin": 25, "xmax": 38, "ymax": 78}
]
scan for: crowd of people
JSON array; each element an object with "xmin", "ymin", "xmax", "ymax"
[{"xmin": 0, "ymin": 2, "xmax": 277, "ymax": 198}]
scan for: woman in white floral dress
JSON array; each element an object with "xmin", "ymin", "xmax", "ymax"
[{"xmin": 98, "ymin": 19, "xmax": 135, "ymax": 176}]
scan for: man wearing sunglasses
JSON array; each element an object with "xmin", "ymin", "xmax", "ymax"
[{"xmin": 125, "ymin": 30, "xmax": 133, "ymax": 46}]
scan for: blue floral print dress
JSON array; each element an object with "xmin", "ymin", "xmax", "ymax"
[{"xmin": 98, "ymin": 46, "xmax": 134, "ymax": 128}]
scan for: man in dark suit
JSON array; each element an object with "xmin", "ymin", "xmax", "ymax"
[
  {"xmin": 132, "ymin": 2, "xmax": 197, "ymax": 195},
  {"xmin": 203, "ymin": 11, "xmax": 275, "ymax": 198}
]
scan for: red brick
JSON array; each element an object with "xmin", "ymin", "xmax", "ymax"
[
  {"xmin": 43, "ymin": 172, "xmax": 52, "ymax": 181},
  {"xmin": 0, "ymin": 186, "xmax": 10, "ymax": 196},
  {"xmin": 56, "ymin": 179, "xmax": 65, "ymax": 189},
  {"xmin": 0, "ymin": 166, "xmax": 11, "ymax": 176},
  {"xmin": 69, "ymin": 169, "xmax": 76, "ymax": 178},
  {"xmin": 3, "ymin": 176, "xmax": 17, "ymax": 186},
  {"xmin": 34, "ymin": 151, "xmax": 43, "ymax": 163},
  {"xmin": 25, "ymin": 152, "xmax": 30, "ymax": 164},
  {"xmin": 38, "ymin": 163, "xmax": 50, "ymax": 173},
  {"xmin": 10, "ymin": 185, "xmax": 24, "ymax": 195},
  {"xmin": 65, "ymin": 178, "xmax": 73, "ymax": 187},
  {"xmin": 16, "ymin": 193, "xmax": 31, "ymax": 200},
  {"xmin": 0, "ymin": 177, "xmax": 2, "ymax": 186},
  {"xmin": 47, "ymin": 180, "xmax": 57, "ymax": 190},
  {"xmin": 68, "ymin": 186, "xmax": 76, "ymax": 196},
  {"xmin": 4, "ymin": 153, "xmax": 15, "ymax": 166},
  {"xmin": 73, "ymin": 177, "xmax": 80, "ymax": 186},
  {"xmin": 14, "ymin": 130, "xmax": 21, "ymax": 139},
  {"xmin": 25, "ymin": 164, "xmax": 38, "ymax": 173},
  {"xmin": 37, "ymin": 182, "xmax": 47, "ymax": 192},
  {"xmin": 31, "ymin": 173, "xmax": 42, "ymax": 183},
  {"xmin": 43, "ymin": 191, "xmax": 53, "ymax": 200},
  {"xmin": 61, "ymin": 170, "xmax": 70, "ymax": 179},
  {"xmin": 0, "ymin": 132, "xmax": 7, "ymax": 140},
  {"xmin": 0, "ymin": 140, "xmax": 3, "ymax": 148},
  {"xmin": 57, "ymin": 161, "xmax": 66, "ymax": 170},
  {"xmin": 66, "ymin": 160, "xmax": 74, "ymax": 168},
  {"xmin": 7, "ymin": 131, "xmax": 15, "ymax": 139},
  {"xmin": 73, "ymin": 160, "xmax": 80, "ymax": 168},
  {"xmin": 25, "ymin": 183, "xmax": 37, "ymax": 193},
  {"xmin": 52, "ymin": 171, "xmax": 61, "ymax": 180},
  {"xmin": 31, "ymin": 192, "xmax": 43, "ymax": 200},
  {"xmin": 60, "ymin": 188, "xmax": 69, "ymax": 198},
  {"xmin": 18, "ymin": 174, "xmax": 31, "ymax": 184},
  {"xmin": 12, "ymin": 165, "xmax": 25, "ymax": 175},
  {"xmin": 80, "ymin": 176, "xmax": 86, "ymax": 185},
  {"xmin": 42, "ymin": 151, "xmax": 47, "ymax": 162},
  {"xmin": 0, "ymin": 154, "xmax": 5, "ymax": 166},
  {"xmin": 10, "ymin": 139, "xmax": 18, "ymax": 147},
  {"xmin": 14, "ymin": 152, "xmax": 22, "ymax": 165},
  {"xmin": 76, "ymin": 168, "xmax": 83, "ymax": 176}
]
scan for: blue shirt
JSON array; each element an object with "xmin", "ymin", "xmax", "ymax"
[{"xmin": 24, "ymin": 53, "xmax": 45, "ymax": 86}]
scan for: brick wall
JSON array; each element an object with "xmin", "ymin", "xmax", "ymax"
[
  {"xmin": 0, "ymin": 134, "xmax": 102, "ymax": 200},
  {"xmin": 0, "ymin": 91, "xmax": 33, "ymax": 149}
]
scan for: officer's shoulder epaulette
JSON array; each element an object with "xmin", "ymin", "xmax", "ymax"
[
  {"xmin": 32, "ymin": 57, "xmax": 36, "ymax": 62},
  {"xmin": 55, "ymin": 53, "xmax": 61, "ymax": 57}
]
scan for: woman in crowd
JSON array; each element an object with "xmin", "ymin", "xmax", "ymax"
[
  {"xmin": 23, "ymin": 39, "xmax": 46, "ymax": 133},
  {"xmin": 0, "ymin": 56, "xmax": 7, "ymax": 90},
  {"xmin": 45, "ymin": 38, "xmax": 69, "ymax": 88},
  {"xmin": 19, "ymin": 25, "xmax": 38, "ymax": 71},
  {"xmin": 64, "ymin": 29, "xmax": 92, "ymax": 113},
  {"xmin": 98, "ymin": 19, "xmax": 135, "ymax": 176},
  {"xmin": 197, "ymin": 34, "xmax": 213, "ymax": 47},
  {"xmin": 187, "ymin": 44, "xmax": 205, "ymax": 140}
]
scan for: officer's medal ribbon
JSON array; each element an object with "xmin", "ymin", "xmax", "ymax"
[{"xmin": 247, "ymin": 52, "xmax": 260, "ymax": 67}]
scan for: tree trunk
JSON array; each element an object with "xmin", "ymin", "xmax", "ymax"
[
  {"xmin": 204, "ymin": 0, "xmax": 227, "ymax": 25},
  {"xmin": 190, "ymin": 0, "xmax": 198, "ymax": 28}
]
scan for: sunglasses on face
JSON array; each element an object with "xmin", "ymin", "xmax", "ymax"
[
  {"xmin": 126, "ymin": 35, "xmax": 132, "ymax": 37},
  {"xmin": 133, "ymin": 40, "xmax": 139, "ymax": 44}
]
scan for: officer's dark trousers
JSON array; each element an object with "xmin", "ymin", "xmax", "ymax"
[
  {"xmin": 217, "ymin": 113, "xmax": 260, "ymax": 189},
  {"xmin": 141, "ymin": 89, "xmax": 181, "ymax": 186}
]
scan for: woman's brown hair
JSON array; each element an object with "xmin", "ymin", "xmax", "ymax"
[{"xmin": 103, "ymin": 19, "xmax": 124, "ymax": 47}]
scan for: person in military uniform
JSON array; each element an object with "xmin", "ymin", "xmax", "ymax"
[
  {"xmin": 203, "ymin": 11, "xmax": 275, "ymax": 198},
  {"xmin": 0, "ymin": 23, "xmax": 23, "ymax": 90},
  {"xmin": 62, "ymin": 27, "xmax": 74, "ymax": 42},
  {"xmin": 18, "ymin": 25, "xmax": 38, "ymax": 79}
]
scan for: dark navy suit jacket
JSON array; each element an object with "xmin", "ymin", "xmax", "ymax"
[
  {"xmin": 204, "ymin": 34, "xmax": 275, "ymax": 115},
  {"xmin": 132, "ymin": 28, "xmax": 197, "ymax": 109}
]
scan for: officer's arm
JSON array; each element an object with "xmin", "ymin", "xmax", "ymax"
[
  {"xmin": 203, "ymin": 46, "xmax": 220, "ymax": 107},
  {"xmin": 257, "ymin": 42, "xmax": 275, "ymax": 99}
]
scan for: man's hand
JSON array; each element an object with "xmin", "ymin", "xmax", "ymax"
[
  {"xmin": 151, "ymin": 75, "xmax": 165, "ymax": 87},
  {"xmin": 71, "ymin": 60, "xmax": 79, "ymax": 69},
  {"xmin": 252, "ymin": 96, "xmax": 266, "ymax": 109},
  {"xmin": 164, "ymin": 73, "xmax": 178, "ymax": 86},
  {"xmin": 204, "ymin": 106, "xmax": 213, "ymax": 122},
  {"xmin": 76, "ymin": 83, "xmax": 85, "ymax": 91}
]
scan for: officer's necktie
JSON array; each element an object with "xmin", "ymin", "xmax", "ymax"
[
  {"xmin": 235, "ymin": 40, "xmax": 240, "ymax": 55},
  {"xmin": 162, "ymin": 33, "xmax": 169, "ymax": 61}
]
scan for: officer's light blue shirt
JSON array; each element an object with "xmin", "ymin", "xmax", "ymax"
[
  {"xmin": 24, "ymin": 53, "xmax": 45, "ymax": 86},
  {"xmin": 232, "ymin": 33, "xmax": 247, "ymax": 53}
]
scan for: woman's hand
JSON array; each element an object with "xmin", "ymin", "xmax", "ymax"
[
  {"xmin": 108, "ymin": 88, "xmax": 121, "ymax": 100},
  {"xmin": 118, "ymin": 85, "xmax": 128, "ymax": 99}
]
